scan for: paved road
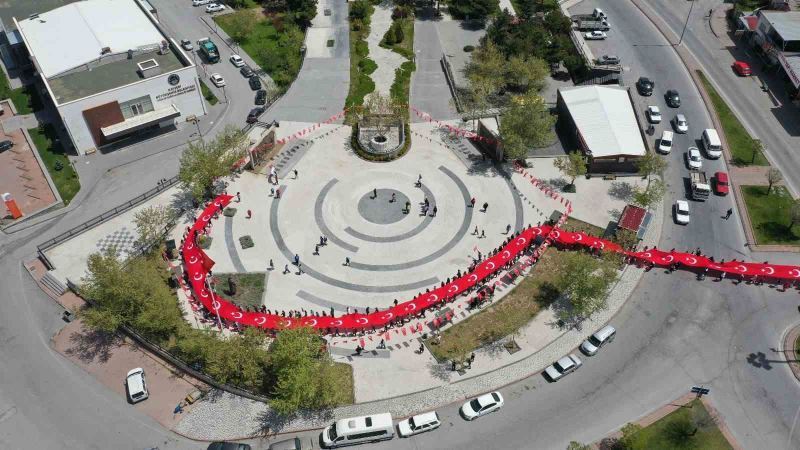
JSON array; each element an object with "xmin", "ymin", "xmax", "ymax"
[{"xmin": 410, "ymin": 8, "xmax": 460, "ymax": 122}]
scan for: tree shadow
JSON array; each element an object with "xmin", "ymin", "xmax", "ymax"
[
  {"xmin": 254, "ymin": 406, "xmax": 334, "ymax": 436},
  {"xmin": 756, "ymin": 221, "xmax": 800, "ymax": 244},
  {"xmin": 608, "ymin": 181, "xmax": 635, "ymax": 202},
  {"xmin": 548, "ymin": 177, "xmax": 569, "ymax": 190},
  {"xmin": 65, "ymin": 328, "xmax": 122, "ymax": 364},
  {"xmin": 427, "ymin": 359, "xmax": 453, "ymax": 381}
]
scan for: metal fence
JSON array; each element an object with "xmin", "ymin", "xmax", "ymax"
[{"xmin": 440, "ymin": 54, "xmax": 464, "ymax": 113}]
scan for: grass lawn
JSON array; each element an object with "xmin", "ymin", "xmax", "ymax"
[
  {"xmin": 199, "ymin": 80, "xmax": 219, "ymax": 106},
  {"xmin": 560, "ymin": 217, "xmax": 605, "ymax": 237},
  {"xmin": 390, "ymin": 61, "xmax": 415, "ymax": 117},
  {"xmin": 215, "ymin": 11, "xmax": 304, "ymax": 89},
  {"xmin": 0, "ymin": 71, "xmax": 43, "ymax": 115},
  {"xmin": 380, "ymin": 17, "xmax": 414, "ymax": 60},
  {"xmin": 741, "ymin": 185, "xmax": 800, "ymax": 245},
  {"xmin": 697, "ymin": 70, "xmax": 768, "ymax": 166},
  {"xmin": 27, "ymin": 125, "xmax": 80, "ymax": 205},
  {"xmin": 426, "ymin": 250, "xmax": 562, "ymax": 361},
  {"xmin": 213, "ymin": 272, "xmax": 265, "ymax": 308},
  {"xmin": 626, "ymin": 399, "xmax": 732, "ymax": 449},
  {"xmin": 329, "ymin": 362, "xmax": 355, "ymax": 405},
  {"xmin": 345, "ymin": 2, "xmax": 376, "ymax": 122}
]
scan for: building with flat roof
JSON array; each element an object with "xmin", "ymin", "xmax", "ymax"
[
  {"xmin": 752, "ymin": 10, "xmax": 800, "ymax": 97},
  {"xmin": 556, "ymin": 85, "xmax": 647, "ymax": 174},
  {"xmin": 14, "ymin": 0, "xmax": 206, "ymax": 154}
]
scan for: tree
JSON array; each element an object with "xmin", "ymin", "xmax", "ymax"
[
  {"xmin": 206, "ymin": 327, "xmax": 269, "ymax": 389},
  {"xmin": 566, "ymin": 442, "xmax": 591, "ymax": 450},
  {"xmin": 619, "ymin": 422, "xmax": 642, "ymax": 449},
  {"xmin": 463, "ymin": 76, "xmax": 494, "ymax": 131},
  {"xmin": 287, "ymin": 0, "xmax": 318, "ymax": 27},
  {"xmin": 448, "ymin": 0, "xmax": 498, "ymax": 21},
  {"xmin": 464, "ymin": 41, "xmax": 506, "ymax": 93},
  {"xmin": 498, "ymin": 91, "xmax": 556, "ymax": 160},
  {"xmin": 506, "ymin": 55, "xmax": 549, "ymax": 93},
  {"xmin": 349, "ymin": 0, "xmax": 371, "ymax": 21},
  {"xmin": 766, "ymin": 167, "xmax": 782, "ymax": 194},
  {"xmin": 790, "ymin": 199, "xmax": 800, "ymax": 229},
  {"xmin": 133, "ymin": 205, "xmax": 175, "ymax": 253},
  {"xmin": 361, "ymin": 92, "xmax": 402, "ymax": 136},
  {"xmin": 226, "ymin": 10, "xmax": 258, "ymax": 46},
  {"xmin": 664, "ymin": 415, "xmax": 697, "ymax": 447},
  {"xmin": 614, "ymin": 229, "xmax": 639, "ymax": 251},
  {"xmin": 553, "ymin": 152, "xmax": 587, "ymax": 189},
  {"xmin": 179, "ymin": 125, "xmax": 247, "ymax": 201},
  {"xmin": 632, "ymin": 179, "xmax": 666, "ymax": 210},
  {"xmin": 637, "ymin": 151, "xmax": 668, "ymax": 187},
  {"xmin": 751, "ymin": 138, "xmax": 764, "ymax": 164},
  {"xmin": 551, "ymin": 252, "xmax": 618, "ymax": 320}
]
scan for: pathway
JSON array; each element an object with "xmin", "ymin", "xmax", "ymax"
[{"xmin": 367, "ymin": 1, "xmax": 406, "ymax": 96}]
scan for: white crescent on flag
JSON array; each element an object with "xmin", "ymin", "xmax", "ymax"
[
  {"xmin": 736, "ymin": 265, "xmax": 747, "ymax": 273},
  {"xmin": 468, "ymin": 274, "xmax": 478, "ymax": 283},
  {"xmin": 382, "ymin": 312, "xmax": 394, "ymax": 320},
  {"xmin": 486, "ymin": 262, "xmax": 496, "ymax": 270},
  {"xmin": 517, "ymin": 237, "xmax": 527, "ymax": 245},
  {"xmin": 532, "ymin": 228, "xmax": 542, "ymax": 235},
  {"xmin": 212, "ymin": 300, "xmax": 221, "ymax": 310},
  {"xmin": 202, "ymin": 215, "xmax": 210, "ymax": 222},
  {"xmin": 306, "ymin": 319, "xmax": 318, "ymax": 327},
  {"xmin": 448, "ymin": 285, "xmax": 458, "ymax": 294},
  {"xmin": 214, "ymin": 201, "xmax": 221, "ymax": 207},
  {"xmin": 428, "ymin": 294, "xmax": 439, "ymax": 302},
  {"xmin": 255, "ymin": 316, "xmax": 266, "ymax": 325},
  {"xmin": 552, "ymin": 230, "xmax": 560, "ymax": 239},
  {"xmin": 193, "ymin": 272, "xmax": 203, "ymax": 281},
  {"xmin": 357, "ymin": 318, "xmax": 369, "ymax": 325},
  {"xmin": 406, "ymin": 303, "xmax": 417, "ymax": 311},
  {"xmin": 598, "ymin": 242, "xmax": 605, "ymax": 249},
  {"xmin": 642, "ymin": 252, "xmax": 652, "ymax": 258},
  {"xmin": 282, "ymin": 319, "xmax": 293, "ymax": 327},
  {"xmin": 502, "ymin": 250, "xmax": 511, "ymax": 259},
  {"xmin": 762, "ymin": 267, "xmax": 775, "ymax": 275},
  {"xmin": 189, "ymin": 256, "xmax": 198, "ymax": 264},
  {"xmin": 574, "ymin": 234, "xmax": 583, "ymax": 241},
  {"xmin": 331, "ymin": 320, "xmax": 343, "ymax": 327},
  {"xmin": 686, "ymin": 257, "xmax": 697, "ymax": 265},
  {"xmin": 186, "ymin": 242, "xmax": 194, "ymax": 250},
  {"xmin": 792, "ymin": 269, "xmax": 800, "ymax": 278},
  {"xmin": 231, "ymin": 312, "xmax": 243, "ymax": 319},
  {"xmin": 664, "ymin": 255, "xmax": 674, "ymax": 263}
]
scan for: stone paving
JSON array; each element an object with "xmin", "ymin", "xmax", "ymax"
[{"xmin": 367, "ymin": 1, "xmax": 406, "ymax": 95}]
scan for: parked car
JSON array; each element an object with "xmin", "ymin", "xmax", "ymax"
[
  {"xmin": 461, "ymin": 392, "xmax": 504, "ymax": 420},
  {"xmin": 240, "ymin": 66, "xmax": 255, "ymax": 78},
  {"xmin": 637, "ymin": 77, "xmax": 654, "ymax": 96},
  {"xmin": 733, "ymin": 61, "xmax": 752, "ymax": 76},
  {"xmin": 580, "ymin": 325, "xmax": 616, "ymax": 356},
  {"xmin": 398, "ymin": 411, "xmax": 441, "ymax": 437},
  {"xmin": 230, "ymin": 54, "xmax": 245, "ymax": 67},
  {"xmin": 0, "ymin": 140, "xmax": 13, "ymax": 152},
  {"xmin": 665, "ymin": 89, "xmax": 681, "ymax": 107},
  {"xmin": 246, "ymin": 107, "xmax": 265, "ymax": 124},
  {"xmin": 180, "ymin": 39, "xmax": 193, "ymax": 51},
  {"xmin": 672, "ymin": 114, "xmax": 688, "ymax": 133},
  {"xmin": 675, "ymin": 200, "xmax": 690, "ymax": 225},
  {"xmin": 267, "ymin": 437, "xmax": 306, "ymax": 450},
  {"xmin": 714, "ymin": 171, "xmax": 730, "ymax": 196},
  {"xmin": 544, "ymin": 354, "xmax": 582, "ymax": 381},
  {"xmin": 687, "ymin": 147, "xmax": 703, "ymax": 170},
  {"xmin": 646, "ymin": 105, "xmax": 662, "ymax": 124},
  {"xmin": 206, "ymin": 3, "xmax": 225, "ymax": 13},
  {"xmin": 210, "ymin": 73, "xmax": 225, "ymax": 87},
  {"xmin": 207, "ymin": 443, "xmax": 251, "ymax": 450},
  {"xmin": 249, "ymin": 76, "xmax": 262, "ymax": 90},
  {"xmin": 596, "ymin": 55, "xmax": 620, "ymax": 65},
  {"xmin": 584, "ymin": 31, "xmax": 607, "ymax": 40},
  {"xmin": 658, "ymin": 130, "xmax": 673, "ymax": 154},
  {"xmin": 255, "ymin": 89, "xmax": 268, "ymax": 105},
  {"xmin": 192, "ymin": 0, "xmax": 211, "ymax": 6},
  {"xmin": 126, "ymin": 368, "xmax": 149, "ymax": 403}
]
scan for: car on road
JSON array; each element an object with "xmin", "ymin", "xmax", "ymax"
[
  {"xmin": 733, "ymin": 61, "xmax": 752, "ymax": 76},
  {"xmin": 658, "ymin": 130, "xmax": 673, "ymax": 154},
  {"xmin": 714, "ymin": 171, "xmax": 730, "ymax": 196},
  {"xmin": 665, "ymin": 89, "xmax": 681, "ymax": 107},
  {"xmin": 246, "ymin": 107, "xmax": 265, "ymax": 124},
  {"xmin": 240, "ymin": 66, "xmax": 255, "ymax": 78},
  {"xmin": 461, "ymin": 392, "xmax": 504, "ymax": 420},
  {"xmin": 584, "ymin": 31, "xmax": 607, "ymax": 40},
  {"xmin": 255, "ymin": 89, "xmax": 267, "ymax": 105},
  {"xmin": 544, "ymin": 354, "xmax": 582, "ymax": 381},
  {"xmin": 687, "ymin": 147, "xmax": 703, "ymax": 170},
  {"xmin": 267, "ymin": 437, "xmax": 306, "ymax": 450},
  {"xmin": 125, "ymin": 368, "xmax": 148, "ymax": 403},
  {"xmin": 210, "ymin": 73, "xmax": 225, "ymax": 87},
  {"xmin": 646, "ymin": 105, "xmax": 662, "ymax": 124},
  {"xmin": 192, "ymin": 0, "xmax": 211, "ymax": 5},
  {"xmin": 672, "ymin": 114, "xmax": 688, "ymax": 133},
  {"xmin": 398, "ymin": 411, "xmax": 441, "ymax": 437},
  {"xmin": 207, "ymin": 443, "xmax": 251, "ymax": 450},
  {"xmin": 675, "ymin": 200, "xmax": 690, "ymax": 225},
  {"xmin": 180, "ymin": 39, "xmax": 193, "ymax": 51},
  {"xmin": 206, "ymin": 3, "xmax": 225, "ymax": 13},
  {"xmin": 0, "ymin": 140, "xmax": 13, "ymax": 152},
  {"xmin": 596, "ymin": 55, "xmax": 620, "ymax": 65},
  {"xmin": 230, "ymin": 54, "xmax": 245, "ymax": 67},
  {"xmin": 580, "ymin": 325, "xmax": 616, "ymax": 356},
  {"xmin": 637, "ymin": 77, "xmax": 654, "ymax": 96},
  {"xmin": 249, "ymin": 76, "xmax": 262, "ymax": 90}
]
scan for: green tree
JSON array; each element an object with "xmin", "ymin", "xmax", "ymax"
[
  {"xmin": 206, "ymin": 327, "xmax": 269, "ymax": 389},
  {"xmin": 498, "ymin": 91, "xmax": 556, "ymax": 160},
  {"xmin": 506, "ymin": 55, "xmax": 549, "ymax": 93},
  {"xmin": 664, "ymin": 415, "xmax": 698, "ymax": 447},
  {"xmin": 449, "ymin": 0, "xmax": 498, "ymax": 21},
  {"xmin": 553, "ymin": 152, "xmax": 587, "ymax": 188},
  {"xmin": 226, "ymin": 10, "xmax": 258, "ymax": 46},
  {"xmin": 637, "ymin": 151, "xmax": 668, "ymax": 187},
  {"xmin": 619, "ymin": 422, "xmax": 642, "ymax": 449},
  {"xmin": 551, "ymin": 252, "xmax": 618, "ymax": 320},
  {"xmin": 565, "ymin": 442, "xmax": 591, "ymax": 450},
  {"xmin": 766, "ymin": 167, "xmax": 782, "ymax": 194},
  {"xmin": 349, "ymin": 0, "xmax": 372, "ymax": 21},
  {"xmin": 463, "ymin": 76, "xmax": 494, "ymax": 131},
  {"xmin": 464, "ymin": 41, "xmax": 506, "ymax": 93},
  {"xmin": 179, "ymin": 125, "xmax": 247, "ymax": 201},
  {"xmin": 789, "ymin": 199, "xmax": 800, "ymax": 229},
  {"xmin": 632, "ymin": 179, "xmax": 666, "ymax": 210},
  {"xmin": 287, "ymin": 0, "xmax": 318, "ymax": 27},
  {"xmin": 133, "ymin": 205, "xmax": 175, "ymax": 253},
  {"xmin": 614, "ymin": 228, "xmax": 639, "ymax": 251},
  {"xmin": 394, "ymin": 21, "xmax": 405, "ymax": 43}
]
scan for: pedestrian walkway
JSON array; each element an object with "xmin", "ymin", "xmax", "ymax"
[{"xmin": 367, "ymin": 0, "xmax": 406, "ymax": 95}]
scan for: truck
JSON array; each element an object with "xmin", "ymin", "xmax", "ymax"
[
  {"xmin": 690, "ymin": 171, "xmax": 711, "ymax": 201},
  {"xmin": 577, "ymin": 19, "xmax": 610, "ymax": 31},
  {"xmin": 572, "ymin": 8, "xmax": 606, "ymax": 21},
  {"xmin": 197, "ymin": 38, "xmax": 220, "ymax": 63}
]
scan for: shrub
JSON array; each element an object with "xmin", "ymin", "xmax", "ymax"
[
  {"xmin": 239, "ymin": 235, "xmax": 254, "ymax": 249},
  {"xmin": 394, "ymin": 22, "xmax": 404, "ymax": 43},
  {"xmin": 327, "ymin": 39, "xmax": 335, "ymax": 47},
  {"xmin": 223, "ymin": 207, "xmax": 237, "ymax": 217},
  {"xmin": 384, "ymin": 30, "xmax": 396, "ymax": 45},
  {"xmin": 198, "ymin": 235, "xmax": 213, "ymax": 249},
  {"xmin": 464, "ymin": 45, "xmax": 475, "ymax": 52}
]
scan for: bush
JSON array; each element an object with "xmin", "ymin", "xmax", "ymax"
[
  {"xmin": 239, "ymin": 235, "xmax": 254, "ymax": 249},
  {"xmin": 350, "ymin": 0, "xmax": 371, "ymax": 21},
  {"xmin": 384, "ymin": 30, "xmax": 396, "ymax": 46},
  {"xmin": 359, "ymin": 58, "xmax": 377, "ymax": 75},
  {"xmin": 394, "ymin": 22, "xmax": 404, "ymax": 43},
  {"xmin": 223, "ymin": 207, "xmax": 237, "ymax": 217},
  {"xmin": 198, "ymin": 235, "xmax": 213, "ymax": 249},
  {"xmin": 392, "ymin": 7, "xmax": 409, "ymax": 19},
  {"xmin": 464, "ymin": 45, "xmax": 475, "ymax": 52}
]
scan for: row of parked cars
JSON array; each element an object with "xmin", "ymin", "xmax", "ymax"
[{"xmin": 192, "ymin": 0, "xmax": 225, "ymax": 13}]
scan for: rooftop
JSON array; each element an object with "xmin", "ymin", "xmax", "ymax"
[
  {"xmin": 760, "ymin": 11, "xmax": 800, "ymax": 42},
  {"xmin": 558, "ymin": 85, "xmax": 646, "ymax": 158},
  {"xmin": 0, "ymin": 0, "xmax": 82, "ymax": 33}
]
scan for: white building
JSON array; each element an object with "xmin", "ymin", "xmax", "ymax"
[{"xmin": 15, "ymin": 0, "xmax": 206, "ymax": 155}]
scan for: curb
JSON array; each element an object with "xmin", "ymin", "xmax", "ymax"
[{"xmin": 781, "ymin": 322, "xmax": 800, "ymax": 383}]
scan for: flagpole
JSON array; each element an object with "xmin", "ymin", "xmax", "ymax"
[{"xmin": 205, "ymin": 276, "xmax": 223, "ymax": 331}]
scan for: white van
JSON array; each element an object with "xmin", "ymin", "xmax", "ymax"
[
  {"xmin": 701, "ymin": 128, "xmax": 722, "ymax": 159},
  {"xmin": 580, "ymin": 325, "xmax": 616, "ymax": 356},
  {"xmin": 322, "ymin": 413, "xmax": 394, "ymax": 448},
  {"xmin": 658, "ymin": 130, "xmax": 673, "ymax": 154}
]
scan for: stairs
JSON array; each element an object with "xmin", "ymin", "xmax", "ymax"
[{"xmin": 40, "ymin": 271, "xmax": 67, "ymax": 297}]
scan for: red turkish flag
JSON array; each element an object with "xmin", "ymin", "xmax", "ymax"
[{"xmin": 201, "ymin": 252, "xmax": 216, "ymax": 271}]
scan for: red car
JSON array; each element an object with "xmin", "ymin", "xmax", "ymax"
[
  {"xmin": 733, "ymin": 61, "xmax": 751, "ymax": 76},
  {"xmin": 714, "ymin": 171, "xmax": 729, "ymax": 195}
]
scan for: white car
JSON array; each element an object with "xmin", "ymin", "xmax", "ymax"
[
  {"xmin": 673, "ymin": 114, "xmax": 688, "ymax": 133},
  {"xmin": 180, "ymin": 39, "xmax": 193, "ymax": 51},
  {"xmin": 584, "ymin": 31, "xmax": 607, "ymax": 40},
  {"xmin": 658, "ymin": 130, "xmax": 673, "ymax": 154},
  {"xmin": 206, "ymin": 3, "xmax": 225, "ymax": 13},
  {"xmin": 544, "ymin": 354, "xmax": 582, "ymax": 382},
  {"xmin": 580, "ymin": 325, "xmax": 616, "ymax": 356},
  {"xmin": 687, "ymin": 147, "xmax": 703, "ymax": 170},
  {"xmin": 210, "ymin": 73, "xmax": 225, "ymax": 87},
  {"xmin": 675, "ymin": 200, "xmax": 690, "ymax": 225},
  {"xmin": 192, "ymin": 0, "xmax": 210, "ymax": 5},
  {"xmin": 460, "ymin": 392, "xmax": 504, "ymax": 420},
  {"xmin": 229, "ymin": 54, "xmax": 245, "ymax": 67},
  {"xmin": 647, "ymin": 106, "xmax": 662, "ymax": 124},
  {"xmin": 398, "ymin": 411, "xmax": 441, "ymax": 437},
  {"xmin": 126, "ymin": 368, "xmax": 149, "ymax": 403}
]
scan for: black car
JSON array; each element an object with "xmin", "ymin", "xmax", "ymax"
[
  {"xmin": 240, "ymin": 66, "xmax": 254, "ymax": 78},
  {"xmin": 665, "ymin": 89, "xmax": 681, "ymax": 107},
  {"xmin": 0, "ymin": 140, "xmax": 13, "ymax": 152},
  {"xmin": 207, "ymin": 443, "xmax": 251, "ymax": 450},
  {"xmin": 246, "ymin": 107, "xmax": 265, "ymax": 124},
  {"xmin": 249, "ymin": 76, "xmax": 262, "ymax": 91},
  {"xmin": 255, "ymin": 89, "xmax": 267, "ymax": 105},
  {"xmin": 637, "ymin": 77, "xmax": 654, "ymax": 96}
]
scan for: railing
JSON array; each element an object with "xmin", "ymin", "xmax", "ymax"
[
  {"xmin": 440, "ymin": 54, "xmax": 464, "ymax": 113},
  {"xmin": 37, "ymin": 176, "xmax": 180, "ymax": 269}
]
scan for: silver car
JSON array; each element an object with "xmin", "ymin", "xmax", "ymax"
[{"xmin": 544, "ymin": 354, "xmax": 582, "ymax": 381}]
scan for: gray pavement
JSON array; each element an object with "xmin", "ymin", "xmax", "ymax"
[{"xmin": 410, "ymin": 9, "xmax": 460, "ymax": 122}]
